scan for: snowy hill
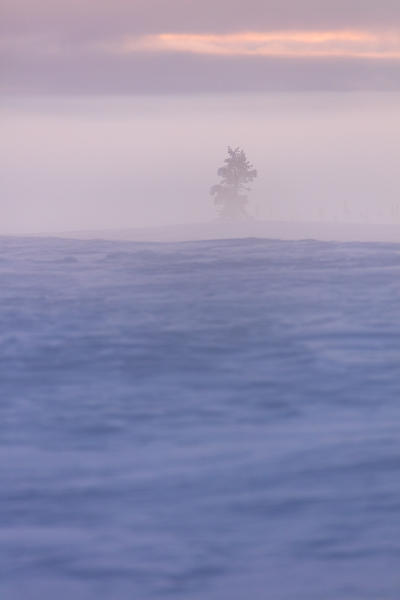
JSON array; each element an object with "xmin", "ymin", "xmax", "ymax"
[{"xmin": 51, "ymin": 219, "xmax": 400, "ymax": 244}]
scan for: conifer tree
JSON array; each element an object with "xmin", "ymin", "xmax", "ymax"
[{"xmin": 210, "ymin": 147, "xmax": 257, "ymax": 218}]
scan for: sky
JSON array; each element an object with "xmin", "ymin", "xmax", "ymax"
[
  {"xmin": 2, "ymin": 0, "xmax": 400, "ymax": 92},
  {"xmin": 1, "ymin": 2, "xmax": 400, "ymax": 235}
]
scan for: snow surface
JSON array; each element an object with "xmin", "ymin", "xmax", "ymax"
[
  {"xmin": 52, "ymin": 218, "xmax": 400, "ymax": 244},
  {"xmin": 1, "ymin": 234, "xmax": 400, "ymax": 599}
]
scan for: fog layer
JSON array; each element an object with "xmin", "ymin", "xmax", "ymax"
[{"xmin": 1, "ymin": 92, "xmax": 400, "ymax": 235}]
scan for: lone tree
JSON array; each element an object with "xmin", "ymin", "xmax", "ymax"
[{"xmin": 210, "ymin": 147, "xmax": 257, "ymax": 218}]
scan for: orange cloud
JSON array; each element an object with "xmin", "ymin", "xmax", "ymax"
[{"xmin": 115, "ymin": 30, "xmax": 400, "ymax": 59}]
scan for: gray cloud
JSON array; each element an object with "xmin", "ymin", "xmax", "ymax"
[
  {"xmin": 2, "ymin": 0, "xmax": 400, "ymax": 37},
  {"xmin": 2, "ymin": 45, "xmax": 400, "ymax": 94},
  {"xmin": 2, "ymin": 1, "xmax": 400, "ymax": 92}
]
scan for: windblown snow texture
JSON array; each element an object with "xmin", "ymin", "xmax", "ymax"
[{"xmin": 1, "ymin": 236, "xmax": 400, "ymax": 599}]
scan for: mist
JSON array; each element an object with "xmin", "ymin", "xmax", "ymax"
[{"xmin": 1, "ymin": 92, "xmax": 400, "ymax": 235}]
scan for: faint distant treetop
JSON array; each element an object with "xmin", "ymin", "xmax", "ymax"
[{"xmin": 210, "ymin": 147, "xmax": 257, "ymax": 219}]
